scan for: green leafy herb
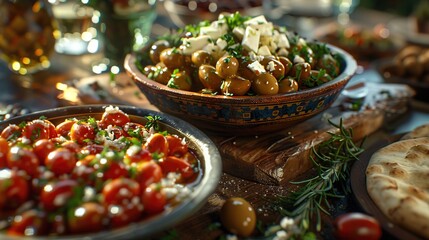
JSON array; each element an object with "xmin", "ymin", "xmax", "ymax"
[{"xmin": 145, "ymin": 115, "xmax": 162, "ymax": 131}]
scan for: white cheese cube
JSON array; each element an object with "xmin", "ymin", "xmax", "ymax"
[
  {"xmin": 232, "ymin": 27, "xmax": 245, "ymax": 40},
  {"xmin": 211, "ymin": 20, "xmax": 228, "ymax": 34},
  {"xmin": 199, "ymin": 26, "xmax": 223, "ymax": 40},
  {"xmin": 242, "ymin": 26, "xmax": 260, "ymax": 53},
  {"xmin": 244, "ymin": 15, "xmax": 268, "ymax": 26},
  {"xmin": 181, "ymin": 35, "xmax": 211, "ymax": 55},
  {"xmin": 251, "ymin": 22, "xmax": 273, "ymax": 36},
  {"xmin": 258, "ymin": 45, "xmax": 272, "ymax": 56},
  {"xmin": 293, "ymin": 55, "xmax": 305, "ymax": 64},
  {"xmin": 247, "ymin": 61, "xmax": 266, "ymax": 75},
  {"xmin": 277, "ymin": 33, "xmax": 290, "ymax": 48},
  {"xmin": 277, "ymin": 47, "xmax": 289, "ymax": 57},
  {"xmin": 216, "ymin": 38, "xmax": 228, "ymax": 50}
]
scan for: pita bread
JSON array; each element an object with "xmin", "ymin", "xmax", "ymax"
[
  {"xmin": 366, "ymin": 137, "xmax": 429, "ymax": 239},
  {"xmin": 401, "ymin": 123, "xmax": 429, "ymax": 140}
]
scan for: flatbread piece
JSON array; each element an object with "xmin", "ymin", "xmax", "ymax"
[{"xmin": 366, "ymin": 137, "xmax": 429, "ymax": 239}]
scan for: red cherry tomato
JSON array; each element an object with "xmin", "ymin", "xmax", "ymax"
[
  {"xmin": 68, "ymin": 202, "xmax": 107, "ymax": 234},
  {"xmin": 141, "ymin": 185, "xmax": 166, "ymax": 215},
  {"xmin": 61, "ymin": 140, "xmax": 81, "ymax": 153},
  {"xmin": 102, "ymin": 178, "xmax": 141, "ymax": 206},
  {"xmin": 7, "ymin": 145, "xmax": 40, "ymax": 177},
  {"xmin": 94, "ymin": 158, "xmax": 128, "ymax": 181},
  {"xmin": 45, "ymin": 148, "xmax": 77, "ymax": 176},
  {"xmin": 0, "ymin": 137, "xmax": 9, "ymax": 168},
  {"xmin": 55, "ymin": 119, "xmax": 76, "ymax": 138},
  {"xmin": 166, "ymin": 135, "xmax": 188, "ymax": 157},
  {"xmin": 159, "ymin": 156, "xmax": 194, "ymax": 179},
  {"xmin": 125, "ymin": 145, "xmax": 152, "ymax": 164},
  {"xmin": 136, "ymin": 160, "xmax": 163, "ymax": 189},
  {"xmin": 70, "ymin": 122, "xmax": 96, "ymax": 144},
  {"xmin": 40, "ymin": 179, "xmax": 78, "ymax": 212},
  {"xmin": 1, "ymin": 124, "xmax": 21, "ymax": 140},
  {"xmin": 33, "ymin": 139, "xmax": 56, "ymax": 164},
  {"xmin": 99, "ymin": 109, "xmax": 130, "ymax": 127},
  {"xmin": 50, "ymin": 214, "xmax": 67, "ymax": 235},
  {"xmin": 22, "ymin": 119, "xmax": 57, "ymax": 142},
  {"xmin": 334, "ymin": 212, "xmax": 382, "ymax": 240},
  {"xmin": 81, "ymin": 144, "xmax": 104, "ymax": 155},
  {"xmin": 108, "ymin": 203, "xmax": 143, "ymax": 228},
  {"xmin": 145, "ymin": 133, "xmax": 169, "ymax": 156},
  {"xmin": 0, "ymin": 169, "xmax": 29, "ymax": 209},
  {"xmin": 71, "ymin": 157, "xmax": 96, "ymax": 185},
  {"xmin": 7, "ymin": 209, "xmax": 49, "ymax": 236}
]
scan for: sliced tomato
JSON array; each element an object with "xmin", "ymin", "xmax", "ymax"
[
  {"xmin": 99, "ymin": 109, "xmax": 130, "ymax": 127},
  {"xmin": 45, "ymin": 148, "xmax": 77, "ymax": 176},
  {"xmin": 108, "ymin": 203, "xmax": 143, "ymax": 228},
  {"xmin": 55, "ymin": 119, "xmax": 76, "ymax": 138},
  {"xmin": 334, "ymin": 212, "xmax": 382, "ymax": 240},
  {"xmin": 33, "ymin": 139, "xmax": 56, "ymax": 164},
  {"xmin": 22, "ymin": 119, "xmax": 57, "ymax": 142},
  {"xmin": 136, "ymin": 160, "xmax": 163, "ymax": 189},
  {"xmin": 70, "ymin": 122, "xmax": 96, "ymax": 144},
  {"xmin": 0, "ymin": 169, "xmax": 29, "ymax": 209},
  {"xmin": 125, "ymin": 145, "xmax": 151, "ymax": 164},
  {"xmin": 159, "ymin": 156, "xmax": 194, "ymax": 179},
  {"xmin": 145, "ymin": 133, "xmax": 168, "ymax": 156},
  {"xmin": 166, "ymin": 135, "xmax": 188, "ymax": 157},
  {"xmin": 0, "ymin": 137, "xmax": 9, "ymax": 168},
  {"xmin": 0, "ymin": 124, "xmax": 21, "ymax": 141},
  {"xmin": 95, "ymin": 158, "xmax": 128, "ymax": 181},
  {"xmin": 7, "ymin": 209, "xmax": 49, "ymax": 236}
]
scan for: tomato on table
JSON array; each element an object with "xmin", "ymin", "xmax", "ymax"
[{"xmin": 334, "ymin": 212, "xmax": 382, "ymax": 240}]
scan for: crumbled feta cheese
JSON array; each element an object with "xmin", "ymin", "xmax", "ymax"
[
  {"xmin": 258, "ymin": 45, "xmax": 272, "ymax": 56},
  {"xmin": 247, "ymin": 61, "xmax": 266, "ymax": 75},
  {"xmin": 267, "ymin": 61, "xmax": 276, "ymax": 72},
  {"xmin": 104, "ymin": 105, "xmax": 121, "ymax": 114},
  {"xmin": 232, "ymin": 26, "xmax": 245, "ymax": 40},
  {"xmin": 277, "ymin": 47, "xmax": 289, "ymax": 57},
  {"xmin": 293, "ymin": 55, "xmax": 305, "ymax": 64},
  {"xmin": 277, "ymin": 33, "xmax": 290, "ymax": 48},
  {"xmin": 216, "ymin": 38, "xmax": 228, "ymax": 50}
]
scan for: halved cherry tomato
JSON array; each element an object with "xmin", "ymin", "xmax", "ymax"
[
  {"xmin": 68, "ymin": 202, "xmax": 107, "ymax": 234},
  {"xmin": 70, "ymin": 122, "xmax": 95, "ymax": 144},
  {"xmin": 136, "ymin": 160, "xmax": 163, "ymax": 189},
  {"xmin": 99, "ymin": 109, "xmax": 130, "ymax": 127},
  {"xmin": 55, "ymin": 119, "xmax": 76, "ymax": 138},
  {"xmin": 93, "ymin": 157, "xmax": 128, "ymax": 181},
  {"xmin": 40, "ymin": 179, "xmax": 78, "ymax": 212},
  {"xmin": 125, "ymin": 145, "xmax": 151, "ymax": 164},
  {"xmin": 334, "ymin": 212, "xmax": 382, "ymax": 240},
  {"xmin": 61, "ymin": 141, "xmax": 80, "ymax": 153},
  {"xmin": 33, "ymin": 139, "xmax": 56, "ymax": 164},
  {"xmin": 0, "ymin": 137, "xmax": 9, "ymax": 168},
  {"xmin": 45, "ymin": 148, "xmax": 77, "ymax": 176},
  {"xmin": 108, "ymin": 203, "xmax": 143, "ymax": 228},
  {"xmin": 7, "ymin": 145, "xmax": 40, "ymax": 177},
  {"xmin": 1, "ymin": 124, "xmax": 21, "ymax": 140},
  {"xmin": 145, "ymin": 133, "xmax": 168, "ymax": 156},
  {"xmin": 102, "ymin": 178, "xmax": 141, "ymax": 206},
  {"xmin": 22, "ymin": 119, "xmax": 57, "ymax": 142},
  {"xmin": 7, "ymin": 209, "xmax": 49, "ymax": 236},
  {"xmin": 159, "ymin": 156, "xmax": 194, "ymax": 179},
  {"xmin": 166, "ymin": 135, "xmax": 188, "ymax": 157},
  {"xmin": 141, "ymin": 184, "xmax": 166, "ymax": 215},
  {"xmin": 0, "ymin": 169, "xmax": 29, "ymax": 209}
]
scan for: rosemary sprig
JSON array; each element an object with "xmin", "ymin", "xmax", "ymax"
[{"xmin": 273, "ymin": 119, "xmax": 365, "ymax": 238}]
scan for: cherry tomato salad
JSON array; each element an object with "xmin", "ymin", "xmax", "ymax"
[
  {"xmin": 0, "ymin": 106, "xmax": 201, "ymax": 237},
  {"xmin": 136, "ymin": 12, "xmax": 342, "ymax": 96}
]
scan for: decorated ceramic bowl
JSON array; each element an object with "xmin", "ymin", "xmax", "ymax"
[
  {"xmin": 0, "ymin": 105, "xmax": 222, "ymax": 239},
  {"xmin": 125, "ymin": 44, "xmax": 356, "ymax": 136}
]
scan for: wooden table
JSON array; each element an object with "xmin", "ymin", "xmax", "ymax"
[{"xmin": 1, "ymin": 7, "xmax": 429, "ymax": 240}]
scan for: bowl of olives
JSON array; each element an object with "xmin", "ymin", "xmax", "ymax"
[{"xmin": 124, "ymin": 13, "xmax": 357, "ymax": 135}]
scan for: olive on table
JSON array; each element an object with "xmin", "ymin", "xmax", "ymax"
[
  {"xmin": 278, "ymin": 77, "xmax": 299, "ymax": 93},
  {"xmin": 216, "ymin": 56, "xmax": 239, "ymax": 78},
  {"xmin": 289, "ymin": 62, "xmax": 311, "ymax": 81},
  {"xmin": 221, "ymin": 75, "xmax": 251, "ymax": 96},
  {"xmin": 149, "ymin": 39, "xmax": 170, "ymax": 64},
  {"xmin": 192, "ymin": 50, "xmax": 213, "ymax": 67},
  {"xmin": 159, "ymin": 48, "xmax": 185, "ymax": 70},
  {"xmin": 252, "ymin": 73, "xmax": 279, "ymax": 95},
  {"xmin": 220, "ymin": 197, "xmax": 256, "ymax": 237},
  {"xmin": 198, "ymin": 65, "xmax": 223, "ymax": 91}
]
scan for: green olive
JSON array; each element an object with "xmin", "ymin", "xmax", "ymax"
[
  {"xmin": 167, "ymin": 70, "xmax": 192, "ymax": 91},
  {"xmin": 216, "ymin": 56, "xmax": 239, "ymax": 78},
  {"xmin": 221, "ymin": 75, "xmax": 251, "ymax": 96},
  {"xmin": 252, "ymin": 73, "xmax": 279, "ymax": 95},
  {"xmin": 260, "ymin": 57, "xmax": 285, "ymax": 80},
  {"xmin": 278, "ymin": 77, "xmax": 299, "ymax": 93},
  {"xmin": 220, "ymin": 197, "xmax": 256, "ymax": 237},
  {"xmin": 159, "ymin": 48, "xmax": 185, "ymax": 70},
  {"xmin": 316, "ymin": 54, "xmax": 340, "ymax": 77},
  {"xmin": 142, "ymin": 65, "xmax": 155, "ymax": 76},
  {"xmin": 278, "ymin": 56, "xmax": 293, "ymax": 75},
  {"xmin": 289, "ymin": 62, "xmax": 311, "ymax": 81},
  {"xmin": 198, "ymin": 65, "xmax": 223, "ymax": 91},
  {"xmin": 191, "ymin": 50, "xmax": 213, "ymax": 67},
  {"xmin": 237, "ymin": 59, "xmax": 258, "ymax": 82},
  {"xmin": 149, "ymin": 40, "xmax": 169, "ymax": 64},
  {"xmin": 146, "ymin": 66, "xmax": 172, "ymax": 85}
]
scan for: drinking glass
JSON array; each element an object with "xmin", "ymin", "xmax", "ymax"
[
  {"xmin": 0, "ymin": 0, "xmax": 58, "ymax": 87},
  {"xmin": 91, "ymin": 0, "xmax": 157, "ymax": 74}
]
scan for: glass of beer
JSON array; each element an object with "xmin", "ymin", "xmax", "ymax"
[{"xmin": 0, "ymin": 0, "xmax": 58, "ymax": 87}]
